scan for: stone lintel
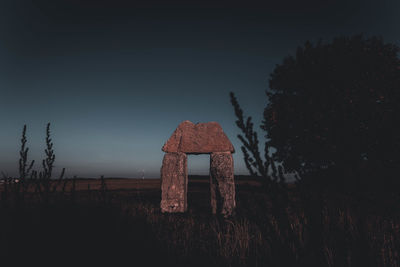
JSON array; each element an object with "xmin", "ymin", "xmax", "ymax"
[{"xmin": 162, "ymin": 121, "xmax": 235, "ymax": 154}]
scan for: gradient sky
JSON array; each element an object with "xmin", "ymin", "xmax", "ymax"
[{"xmin": 1, "ymin": 0, "xmax": 399, "ymax": 178}]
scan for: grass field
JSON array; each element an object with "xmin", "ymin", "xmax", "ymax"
[{"xmin": 1, "ymin": 175, "xmax": 399, "ymax": 267}]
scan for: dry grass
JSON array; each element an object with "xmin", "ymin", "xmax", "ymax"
[{"xmin": 0, "ymin": 177, "xmax": 399, "ymax": 267}]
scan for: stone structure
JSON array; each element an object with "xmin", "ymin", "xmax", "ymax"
[{"xmin": 160, "ymin": 120, "xmax": 236, "ymax": 217}]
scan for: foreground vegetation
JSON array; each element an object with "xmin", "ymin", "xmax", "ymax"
[{"xmin": 1, "ymin": 176, "xmax": 399, "ymax": 267}]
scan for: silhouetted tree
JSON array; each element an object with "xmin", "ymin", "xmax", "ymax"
[{"xmin": 263, "ymin": 34, "xmax": 400, "ymax": 190}]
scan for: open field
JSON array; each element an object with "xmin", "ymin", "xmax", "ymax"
[
  {"xmin": 24, "ymin": 175, "xmax": 263, "ymax": 191},
  {"xmin": 0, "ymin": 175, "xmax": 263, "ymax": 190}
]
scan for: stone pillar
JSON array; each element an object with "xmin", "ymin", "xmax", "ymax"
[
  {"xmin": 160, "ymin": 152, "xmax": 188, "ymax": 213},
  {"xmin": 209, "ymin": 173, "xmax": 217, "ymax": 214},
  {"xmin": 210, "ymin": 152, "xmax": 236, "ymax": 217}
]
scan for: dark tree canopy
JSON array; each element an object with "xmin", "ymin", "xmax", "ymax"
[{"xmin": 263, "ymin": 35, "xmax": 400, "ymax": 188}]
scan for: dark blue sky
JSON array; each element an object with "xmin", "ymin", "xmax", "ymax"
[{"xmin": 1, "ymin": 0, "xmax": 399, "ymax": 178}]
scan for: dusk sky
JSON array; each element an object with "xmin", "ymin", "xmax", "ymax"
[{"xmin": 1, "ymin": 0, "xmax": 399, "ymax": 178}]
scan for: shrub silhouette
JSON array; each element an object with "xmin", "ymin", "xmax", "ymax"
[
  {"xmin": 229, "ymin": 92, "xmax": 286, "ymax": 188},
  {"xmin": 262, "ymin": 34, "xmax": 400, "ymax": 190},
  {"xmin": 1, "ymin": 123, "xmax": 66, "ymax": 204}
]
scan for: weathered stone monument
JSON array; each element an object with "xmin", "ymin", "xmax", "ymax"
[{"xmin": 160, "ymin": 120, "xmax": 236, "ymax": 217}]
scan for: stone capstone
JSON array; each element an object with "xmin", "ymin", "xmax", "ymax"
[
  {"xmin": 160, "ymin": 152, "xmax": 188, "ymax": 213},
  {"xmin": 162, "ymin": 120, "xmax": 235, "ymax": 154}
]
